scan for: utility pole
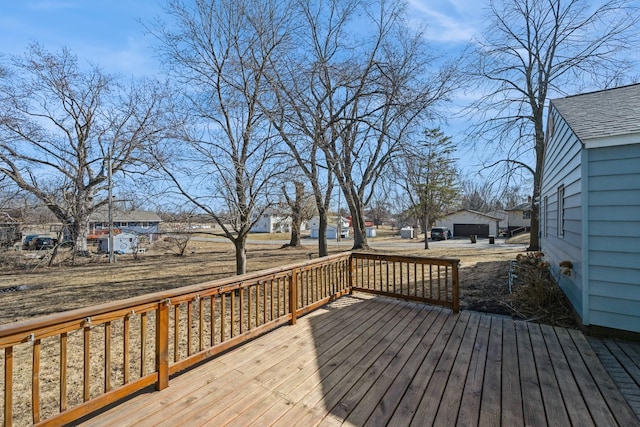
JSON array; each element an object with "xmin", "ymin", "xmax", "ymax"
[
  {"xmin": 108, "ymin": 152, "xmax": 114, "ymax": 264},
  {"xmin": 337, "ymin": 189, "xmax": 341, "ymax": 242}
]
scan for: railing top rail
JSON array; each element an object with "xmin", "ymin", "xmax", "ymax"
[
  {"xmin": 351, "ymin": 251, "xmax": 460, "ymax": 266},
  {"xmin": 0, "ymin": 251, "xmax": 353, "ymax": 339}
]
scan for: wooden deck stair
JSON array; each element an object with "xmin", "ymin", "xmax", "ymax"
[{"xmin": 80, "ymin": 294, "xmax": 639, "ymax": 426}]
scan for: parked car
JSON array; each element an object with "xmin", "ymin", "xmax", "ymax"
[
  {"xmin": 30, "ymin": 237, "xmax": 57, "ymax": 250},
  {"xmin": 430, "ymin": 227, "xmax": 450, "ymax": 241},
  {"xmin": 22, "ymin": 234, "xmax": 40, "ymax": 250}
]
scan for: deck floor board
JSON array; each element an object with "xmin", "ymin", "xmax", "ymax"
[{"xmin": 80, "ymin": 294, "xmax": 639, "ymax": 427}]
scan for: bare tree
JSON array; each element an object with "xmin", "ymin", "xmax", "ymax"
[
  {"xmin": 0, "ymin": 44, "xmax": 171, "ymax": 262},
  {"xmin": 392, "ymin": 129, "xmax": 459, "ymax": 249},
  {"xmin": 265, "ymin": 0, "xmax": 459, "ymax": 252},
  {"xmin": 318, "ymin": 0, "xmax": 459, "ymax": 250},
  {"xmin": 260, "ymin": 0, "xmax": 346, "ymax": 257},
  {"xmin": 148, "ymin": 0, "xmax": 290, "ymax": 274},
  {"xmin": 468, "ymin": 0, "xmax": 639, "ymax": 250}
]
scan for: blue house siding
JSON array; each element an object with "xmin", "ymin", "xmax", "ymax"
[
  {"xmin": 540, "ymin": 109, "xmax": 583, "ymax": 316},
  {"xmin": 586, "ymin": 144, "xmax": 640, "ymax": 332}
]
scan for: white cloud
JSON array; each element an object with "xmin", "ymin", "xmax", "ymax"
[{"xmin": 407, "ymin": 0, "xmax": 483, "ymax": 44}]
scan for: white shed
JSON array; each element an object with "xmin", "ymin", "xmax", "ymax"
[{"xmin": 97, "ymin": 233, "xmax": 139, "ymax": 254}]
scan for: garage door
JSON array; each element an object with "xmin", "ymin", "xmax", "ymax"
[{"xmin": 453, "ymin": 223, "xmax": 489, "ymax": 237}]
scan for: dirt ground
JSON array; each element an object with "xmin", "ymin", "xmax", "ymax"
[{"xmin": 0, "ymin": 235, "xmax": 528, "ymax": 325}]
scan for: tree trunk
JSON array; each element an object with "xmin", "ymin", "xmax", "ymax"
[
  {"xmin": 529, "ymin": 118, "xmax": 545, "ymax": 251},
  {"xmin": 347, "ymin": 194, "xmax": 369, "ymax": 250},
  {"xmin": 351, "ymin": 213, "xmax": 369, "ymax": 250},
  {"xmin": 317, "ymin": 208, "xmax": 328, "ymax": 257},
  {"xmin": 71, "ymin": 216, "xmax": 90, "ymax": 262},
  {"xmin": 234, "ymin": 238, "xmax": 247, "ymax": 275},
  {"xmin": 423, "ymin": 210, "xmax": 430, "ymax": 250},
  {"xmin": 287, "ymin": 181, "xmax": 304, "ymax": 247},
  {"xmin": 289, "ymin": 221, "xmax": 301, "ymax": 247}
]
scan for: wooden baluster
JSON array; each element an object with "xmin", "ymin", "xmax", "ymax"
[
  {"xmin": 187, "ymin": 300, "xmax": 193, "ymax": 356},
  {"xmin": 140, "ymin": 312, "xmax": 147, "ymax": 376},
  {"xmin": 199, "ymin": 297, "xmax": 204, "ymax": 352},
  {"xmin": 124, "ymin": 314, "xmax": 130, "ymax": 384},
  {"xmin": 290, "ymin": 269, "xmax": 298, "ymax": 325},
  {"xmin": 104, "ymin": 323, "xmax": 110, "ymax": 393},
  {"xmin": 210, "ymin": 297, "xmax": 216, "ymax": 347},
  {"xmin": 239, "ymin": 287, "xmax": 244, "ymax": 334},
  {"xmin": 269, "ymin": 280, "xmax": 274, "ymax": 321},
  {"xmin": 221, "ymin": 293, "xmax": 226, "ymax": 342},
  {"xmin": 173, "ymin": 305, "xmax": 179, "ymax": 362},
  {"xmin": 248, "ymin": 286, "xmax": 252, "ymax": 331},
  {"xmin": 231, "ymin": 290, "xmax": 236, "ymax": 338},
  {"xmin": 60, "ymin": 333, "xmax": 68, "ymax": 412},
  {"xmin": 5, "ymin": 346, "xmax": 13, "ymax": 427},
  {"xmin": 32, "ymin": 337, "xmax": 41, "ymax": 423}
]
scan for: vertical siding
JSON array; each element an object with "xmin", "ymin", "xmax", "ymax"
[
  {"xmin": 587, "ymin": 143, "xmax": 640, "ymax": 332},
  {"xmin": 540, "ymin": 108, "xmax": 584, "ymax": 316}
]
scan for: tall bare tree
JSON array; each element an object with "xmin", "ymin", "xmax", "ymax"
[
  {"xmin": 265, "ymin": 0, "xmax": 458, "ymax": 252},
  {"xmin": 468, "ymin": 0, "xmax": 639, "ymax": 250},
  {"xmin": 393, "ymin": 129, "xmax": 459, "ymax": 249},
  {"xmin": 0, "ymin": 44, "xmax": 171, "ymax": 261},
  {"xmin": 149, "ymin": 0, "xmax": 291, "ymax": 274}
]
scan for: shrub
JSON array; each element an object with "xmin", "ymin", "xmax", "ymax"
[{"xmin": 508, "ymin": 251, "xmax": 577, "ymax": 327}]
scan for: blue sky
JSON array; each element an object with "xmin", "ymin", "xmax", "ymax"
[{"xmin": 0, "ymin": 1, "xmax": 481, "ymax": 76}]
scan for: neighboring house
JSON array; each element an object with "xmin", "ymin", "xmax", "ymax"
[
  {"xmin": 309, "ymin": 216, "xmax": 350, "ymax": 239},
  {"xmin": 540, "ymin": 84, "xmax": 640, "ymax": 334},
  {"xmin": 89, "ymin": 210, "xmax": 161, "ymax": 237},
  {"xmin": 251, "ymin": 214, "xmax": 291, "ymax": 233},
  {"xmin": 435, "ymin": 209, "xmax": 502, "ymax": 237},
  {"xmin": 505, "ymin": 201, "xmax": 532, "ymax": 232}
]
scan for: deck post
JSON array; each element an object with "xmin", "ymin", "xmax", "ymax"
[
  {"xmin": 348, "ymin": 254, "xmax": 355, "ymax": 294},
  {"xmin": 451, "ymin": 262, "xmax": 459, "ymax": 313},
  {"xmin": 289, "ymin": 269, "xmax": 298, "ymax": 325},
  {"xmin": 156, "ymin": 300, "xmax": 169, "ymax": 390}
]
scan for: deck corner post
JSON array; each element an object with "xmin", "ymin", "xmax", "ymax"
[
  {"xmin": 156, "ymin": 300, "xmax": 170, "ymax": 390},
  {"xmin": 289, "ymin": 269, "xmax": 298, "ymax": 325},
  {"xmin": 452, "ymin": 261, "xmax": 460, "ymax": 313}
]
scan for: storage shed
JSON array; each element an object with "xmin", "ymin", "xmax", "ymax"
[
  {"xmin": 540, "ymin": 84, "xmax": 640, "ymax": 334},
  {"xmin": 97, "ymin": 233, "xmax": 140, "ymax": 255}
]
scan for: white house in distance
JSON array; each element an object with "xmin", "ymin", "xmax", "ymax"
[
  {"xmin": 250, "ymin": 214, "xmax": 292, "ymax": 233},
  {"xmin": 540, "ymin": 84, "xmax": 640, "ymax": 334},
  {"xmin": 309, "ymin": 216, "xmax": 350, "ymax": 239},
  {"xmin": 505, "ymin": 201, "xmax": 532, "ymax": 233},
  {"xmin": 435, "ymin": 209, "xmax": 502, "ymax": 238}
]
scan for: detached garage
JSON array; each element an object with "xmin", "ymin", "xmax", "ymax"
[{"xmin": 435, "ymin": 209, "xmax": 502, "ymax": 238}]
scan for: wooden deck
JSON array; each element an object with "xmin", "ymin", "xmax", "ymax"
[{"xmin": 79, "ymin": 294, "xmax": 639, "ymax": 426}]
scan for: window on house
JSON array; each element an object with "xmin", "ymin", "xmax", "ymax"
[
  {"xmin": 523, "ymin": 211, "xmax": 531, "ymax": 220},
  {"xmin": 142, "ymin": 222, "xmax": 149, "ymax": 229},
  {"xmin": 557, "ymin": 186, "xmax": 564, "ymax": 237}
]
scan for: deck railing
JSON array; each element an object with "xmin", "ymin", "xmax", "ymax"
[{"xmin": 0, "ymin": 251, "xmax": 458, "ymax": 426}]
